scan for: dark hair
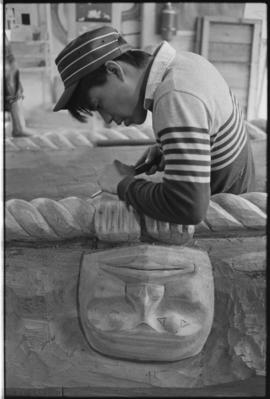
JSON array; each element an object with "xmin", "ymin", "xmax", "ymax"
[{"xmin": 67, "ymin": 50, "xmax": 151, "ymax": 122}]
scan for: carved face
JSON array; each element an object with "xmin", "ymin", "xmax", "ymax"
[{"xmin": 79, "ymin": 245, "xmax": 214, "ymax": 361}]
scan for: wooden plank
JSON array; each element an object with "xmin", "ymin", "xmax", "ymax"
[
  {"xmin": 199, "ymin": 16, "xmax": 262, "ymax": 120},
  {"xmin": 209, "ymin": 22, "xmax": 253, "ymax": 44},
  {"xmin": 203, "ymin": 16, "xmax": 261, "ymax": 24},
  {"xmin": 5, "ymin": 146, "xmax": 151, "ymax": 201},
  {"xmin": 5, "ymin": 388, "xmax": 62, "ymax": 397},
  {"xmin": 247, "ymin": 20, "xmax": 262, "ymax": 120},
  {"xmin": 194, "ymin": 17, "xmax": 203, "ymax": 54},
  {"xmin": 62, "ymin": 377, "xmax": 266, "ymax": 396},
  {"xmin": 208, "ymin": 42, "xmax": 251, "ymax": 63},
  {"xmin": 200, "ymin": 17, "xmax": 210, "ymax": 57},
  {"xmin": 213, "ymin": 62, "xmax": 250, "ymax": 89},
  {"xmin": 5, "ymin": 376, "xmax": 266, "ymax": 397}
]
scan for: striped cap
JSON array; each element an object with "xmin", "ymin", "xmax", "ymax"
[{"xmin": 53, "ymin": 26, "xmax": 132, "ymax": 112}]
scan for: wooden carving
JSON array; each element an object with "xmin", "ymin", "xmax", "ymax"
[
  {"xmin": 5, "ymin": 192, "xmax": 266, "ymax": 242},
  {"xmin": 79, "ymin": 245, "xmax": 214, "ymax": 361},
  {"xmin": 94, "ymin": 196, "xmax": 141, "ymax": 242},
  {"xmin": 5, "ymin": 125, "xmax": 155, "ymax": 151}
]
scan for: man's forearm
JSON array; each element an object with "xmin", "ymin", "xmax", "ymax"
[{"xmin": 117, "ymin": 176, "xmax": 210, "ymax": 225}]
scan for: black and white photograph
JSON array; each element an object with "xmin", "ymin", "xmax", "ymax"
[{"xmin": 3, "ymin": 1, "xmax": 267, "ymax": 397}]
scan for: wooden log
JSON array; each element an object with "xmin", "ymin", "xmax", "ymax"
[
  {"xmin": 94, "ymin": 195, "xmax": 141, "ymax": 242},
  {"xmin": 5, "ymin": 125, "xmax": 155, "ymax": 152},
  {"xmin": 4, "ymin": 193, "xmax": 267, "ymax": 242},
  {"xmin": 6, "ymin": 197, "xmax": 95, "ymax": 241},
  {"xmin": 5, "ymin": 236, "xmax": 265, "ymax": 390},
  {"xmin": 211, "ymin": 193, "xmax": 266, "ymax": 229},
  {"xmin": 240, "ymin": 192, "xmax": 266, "ymax": 212}
]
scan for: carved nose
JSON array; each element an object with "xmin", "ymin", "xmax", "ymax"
[{"xmin": 125, "ymin": 283, "xmax": 164, "ymax": 320}]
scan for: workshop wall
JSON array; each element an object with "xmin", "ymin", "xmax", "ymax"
[{"xmin": 5, "ymin": 3, "xmax": 267, "ymax": 119}]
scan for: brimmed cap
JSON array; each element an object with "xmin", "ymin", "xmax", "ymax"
[{"xmin": 53, "ymin": 26, "xmax": 133, "ymax": 112}]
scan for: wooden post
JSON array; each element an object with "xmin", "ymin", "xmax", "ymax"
[
  {"xmin": 66, "ymin": 3, "xmax": 76, "ymax": 42},
  {"xmin": 247, "ymin": 19, "xmax": 261, "ymax": 119}
]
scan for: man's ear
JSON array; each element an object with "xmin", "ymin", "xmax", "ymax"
[{"xmin": 105, "ymin": 60, "xmax": 124, "ymax": 81}]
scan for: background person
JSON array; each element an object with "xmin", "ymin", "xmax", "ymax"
[{"xmin": 4, "ymin": 33, "xmax": 33, "ymax": 137}]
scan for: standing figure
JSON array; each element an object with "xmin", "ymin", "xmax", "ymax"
[{"xmin": 4, "ymin": 33, "xmax": 32, "ymax": 137}]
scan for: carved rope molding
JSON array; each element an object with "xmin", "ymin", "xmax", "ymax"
[
  {"xmin": 5, "ymin": 122, "xmax": 264, "ymax": 152},
  {"xmin": 5, "ymin": 192, "xmax": 267, "ymax": 243},
  {"xmin": 5, "ymin": 126, "xmax": 155, "ymax": 151}
]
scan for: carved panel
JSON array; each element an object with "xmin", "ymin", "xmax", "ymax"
[{"xmin": 79, "ymin": 245, "xmax": 214, "ymax": 361}]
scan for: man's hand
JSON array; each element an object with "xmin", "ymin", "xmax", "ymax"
[
  {"xmin": 97, "ymin": 160, "xmax": 135, "ymax": 194},
  {"xmin": 135, "ymin": 144, "xmax": 165, "ymax": 175}
]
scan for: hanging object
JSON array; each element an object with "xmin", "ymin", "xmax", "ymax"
[{"xmin": 160, "ymin": 2, "xmax": 177, "ymax": 41}]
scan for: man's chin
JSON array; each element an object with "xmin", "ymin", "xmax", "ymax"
[{"xmin": 126, "ymin": 114, "xmax": 147, "ymax": 126}]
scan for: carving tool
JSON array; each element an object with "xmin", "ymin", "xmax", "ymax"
[
  {"xmin": 134, "ymin": 152, "xmax": 163, "ymax": 175},
  {"xmin": 91, "ymin": 190, "xmax": 103, "ymax": 198},
  {"xmin": 91, "ymin": 154, "xmax": 163, "ymax": 199}
]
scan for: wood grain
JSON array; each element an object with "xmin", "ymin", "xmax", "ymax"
[{"xmin": 5, "ymin": 236, "xmax": 265, "ymax": 390}]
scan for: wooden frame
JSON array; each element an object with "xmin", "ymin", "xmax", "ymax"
[{"xmin": 198, "ymin": 16, "xmax": 262, "ymax": 120}]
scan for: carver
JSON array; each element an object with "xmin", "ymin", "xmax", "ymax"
[{"xmin": 53, "ymin": 26, "xmax": 256, "ymax": 225}]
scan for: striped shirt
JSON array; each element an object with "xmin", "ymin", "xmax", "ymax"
[
  {"xmin": 118, "ymin": 42, "xmax": 255, "ymax": 224},
  {"xmin": 211, "ymin": 91, "xmax": 247, "ymax": 171}
]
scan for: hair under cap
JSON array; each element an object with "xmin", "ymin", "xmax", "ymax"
[{"xmin": 53, "ymin": 26, "xmax": 132, "ymax": 111}]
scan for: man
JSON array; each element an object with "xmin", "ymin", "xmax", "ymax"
[
  {"xmin": 53, "ymin": 26, "xmax": 255, "ymax": 225},
  {"xmin": 4, "ymin": 33, "xmax": 32, "ymax": 137}
]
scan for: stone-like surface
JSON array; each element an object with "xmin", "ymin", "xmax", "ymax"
[
  {"xmin": 5, "ymin": 236, "xmax": 265, "ymax": 391},
  {"xmin": 79, "ymin": 245, "xmax": 214, "ymax": 361}
]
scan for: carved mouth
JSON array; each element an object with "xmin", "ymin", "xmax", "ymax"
[{"xmin": 100, "ymin": 264, "xmax": 194, "ymax": 284}]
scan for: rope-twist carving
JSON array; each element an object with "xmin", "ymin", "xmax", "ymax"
[
  {"xmin": 5, "ymin": 122, "xmax": 264, "ymax": 152},
  {"xmin": 6, "ymin": 197, "xmax": 95, "ymax": 241},
  {"xmin": 5, "ymin": 192, "xmax": 266, "ymax": 242},
  {"xmin": 5, "ymin": 126, "xmax": 155, "ymax": 151}
]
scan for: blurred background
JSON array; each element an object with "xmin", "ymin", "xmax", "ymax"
[{"xmin": 4, "ymin": 2, "xmax": 267, "ymax": 131}]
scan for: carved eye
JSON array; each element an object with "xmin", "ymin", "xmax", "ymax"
[{"xmin": 158, "ymin": 315, "xmax": 189, "ymax": 334}]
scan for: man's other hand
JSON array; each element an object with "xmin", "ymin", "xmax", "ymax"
[
  {"xmin": 135, "ymin": 144, "xmax": 165, "ymax": 175},
  {"xmin": 98, "ymin": 160, "xmax": 135, "ymax": 194}
]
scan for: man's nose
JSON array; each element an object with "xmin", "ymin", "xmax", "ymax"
[{"xmin": 98, "ymin": 110, "xmax": 112, "ymax": 124}]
